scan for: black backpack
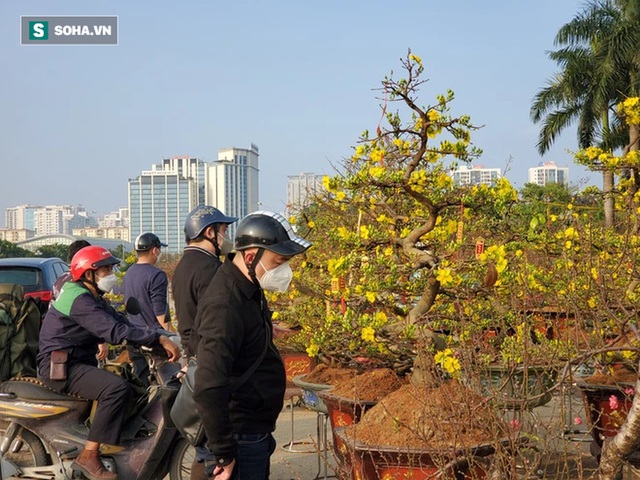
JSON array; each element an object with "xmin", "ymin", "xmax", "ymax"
[{"xmin": 0, "ymin": 284, "xmax": 41, "ymax": 381}]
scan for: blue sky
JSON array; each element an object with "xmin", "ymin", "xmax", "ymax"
[{"xmin": 1, "ymin": 1, "xmax": 597, "ymax": 227}]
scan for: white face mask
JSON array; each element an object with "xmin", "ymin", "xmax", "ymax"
[
  {"xmin": 259, "ymin": 260, "xmax": 293, "ymax": 292},
  {"xmin": 217, "ymin": 233, "xmax": 233, "ymax": 256},
  {"xmin": 154, "ymin": 249, "xmax": 162, "ymax": 262},
  {"xmin": 96, "ymin": 273, "xmax": 118, "ymax": 293}
]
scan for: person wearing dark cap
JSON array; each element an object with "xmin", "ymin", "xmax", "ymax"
[
  {"xmin": 172, "ymin": 206, "xmax": 237, "ymax": 359},
  {"xmin": 123, "ymin": 232, "xmax": 170, "ymax": 386},
  {"xmin": 192, "ymin": 211, "xmax": 312, "ymax": 480}
]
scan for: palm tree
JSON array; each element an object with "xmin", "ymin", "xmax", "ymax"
[
  {"xmin": 533, "ymin": 3, "xmax": 640, "ymax": 477},
  {"xmin": 531, "ymin": 0, "xmax": 640, "ymax": 228}
]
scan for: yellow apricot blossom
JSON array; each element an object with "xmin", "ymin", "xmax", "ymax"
[
  {"xmin": 436, "ymin": 267, "xmax": 454, "ymax": 286},
  {"xmin": 306, "ymin": 343, "xmax": 320, "ymax": 357},
  {"xmin": 361, "ymin": 326, "xmax": 376, "ymax": 343}
]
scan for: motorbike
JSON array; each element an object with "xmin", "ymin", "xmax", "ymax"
[{"xmin": 0, "ymin": 330, "xmax": 193, "ymax": 479}]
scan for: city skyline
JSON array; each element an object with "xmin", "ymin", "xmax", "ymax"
[{"xmin": 2, "ymin": 1, "xmax": 601, "ymax": 229}]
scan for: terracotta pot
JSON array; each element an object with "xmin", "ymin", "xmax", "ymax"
[
  {"xmin": 334, "ymin": 427, "xmax": 496, "ymax": 480},
  {"xmin": 281, "ymin": 352, "xmax": 314, "ymax": 386},
  {"xmin": 292, "ymin": 374, "xmax": 332, "ymax": 414},
  {"xmin": 318, "ymin": 391, "xmax": 377, "ymax": 473},
  {"xmin": 575, "ymin": 379, "xmax": 640, "ymax": 465}
]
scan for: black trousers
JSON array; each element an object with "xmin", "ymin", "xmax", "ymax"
[{"xmin": 43, "ymin": 362, "xmax": 132, "ymax": 445}]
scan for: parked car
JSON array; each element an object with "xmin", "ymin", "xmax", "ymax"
[{"xmin": 0, "ymin": 257, "xmax": 69, "ymax": 312}]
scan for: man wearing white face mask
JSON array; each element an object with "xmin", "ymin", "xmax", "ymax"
[
  {"xmin": 38, "ymin": 245, "xmax": 181, "ymax": 480},
  {"xmin": 173, "ymin": 206, "xmax": 238, "ymax": 361},
  {"xmin": 173, "ymin": 206, "xmax": 238, "ymax": 480},
  {"xmin": 123, "ymin": 232, "xmax": 171, "ymax": 386},
  {"xmin": 192, "ymin": 211, "xmax": 312, "ymax": 480}
]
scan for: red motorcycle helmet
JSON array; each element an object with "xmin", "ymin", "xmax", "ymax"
[{"xmin": 70, "ymin": 245, "xmax": 120, "ymax": 281}]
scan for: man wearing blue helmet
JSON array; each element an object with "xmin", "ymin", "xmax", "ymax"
[
  {"xmin": 172, "ymin": 206, "xmax": 237, "ymax": 359},
  {"xmin": 192, "ymin": 211, "xmax": 312, "ymax": 480}
]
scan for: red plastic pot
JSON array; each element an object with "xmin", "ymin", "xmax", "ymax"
[{"xmin": 333, "ymin": 427, "xmax": 496, "ymax": 480}]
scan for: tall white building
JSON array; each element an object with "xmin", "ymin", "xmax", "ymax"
[
  {"xmin": 286, "ymin": 173, "xmax": 324, "ymax": 213},
  {"xmin": 32, "ymin": 205, "xmax": 93, "ymax": 236},
  {"xmin": 528, "ymin": 161, "xmax": 569, "ymax": 186},
  {"xmin": 5, "ymin": 205, "xmax": 41, "ymax": 231},
  {"xmin": 128, "ymin": 157, "xmax": 205, "ymax": 253},
  {"xmin": 100, "ymin": 207, "xmax": 130, "ymax": 228},
  {"xmin": 206, "ymin": 144, "xmax": 260, "ymax": 223},
  {"xmin": 450, "ymin": 165, "xmax": 501, "ymax": 186}
]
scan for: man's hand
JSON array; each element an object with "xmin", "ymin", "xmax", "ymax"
[
  {"xmin": 159, "ymin": 335, "xmax": 181, "ymax": 362},
  {"xmin": 209, "ymin": 459, "xmax": 235, "ymax": 479},
  {"xmin": 97, "ymin": 343, "xmax": 109, "ymax": 361}
]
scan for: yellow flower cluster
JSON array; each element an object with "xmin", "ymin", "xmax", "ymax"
[
  {"xmin": 618, "ymin": 97, "xmax": 640, "ymax": 125},
  {"xmin": 434, "ymin": 348, "xmax": 461, "ymax": 378},
  {"xmin": 479, "ymin": 245, "xmax": 508, "ymax": 273},
  {"xmin": 361, "ymin": 326, "xmax": 376, "ymax": 343},
  {"xmin": 436, "ymin": 267, "xmax": 454, "ymax": 286}
]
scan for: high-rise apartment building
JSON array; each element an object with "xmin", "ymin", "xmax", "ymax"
[
  {"xmin": 206, "ymin": 144, "xmax": 260, "ymax": 223},
  {"xmin": 128, "ymin": 157, "xmax": 205, "ymax": 253},
  {"xmin": 6, "ymin": 205, "xmax": 95, "ymax": 236},
  {"xmin": 528, "ymin": 161, "xmax": 569, "ymax": 186},
  {"xmin": 286, "ymin": 173, "xmax": 324, "ymax": 214},
  {"xmin": 450, "ymin": 165, "xmax": 501, "ymax": 186},
  {"xmin": 129, "ymin": 146, "xmax": 259, "ymax": 253},
  {"xmin": 100, "ymin": 207, "xmax": 130, "ymax": 228},
  {"xmin": 5, "ymin": 205, "xmax": 41, "ymax": 231}
]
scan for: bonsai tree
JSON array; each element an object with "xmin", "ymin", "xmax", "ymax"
[{"xmin": 275, "ymin": 51, "xmax": 519, "ymax": 385}]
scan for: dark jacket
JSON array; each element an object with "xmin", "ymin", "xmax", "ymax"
[
  {"xmin": 172, "ymin": 246, "xmax": 221, "ymax": 357},
  {"xmin": 123, "ymin": 263, "xmax": 168, "ymax": 330},
  {"xmin": 38, "ymin": 281, "xmax": 160, "ymax": 375},
  {"xmin": 192, "ymin": 255, "xmax": 286, "ymax": 460}
]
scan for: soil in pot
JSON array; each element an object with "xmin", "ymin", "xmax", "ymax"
[
  {"xmin": 330, "ymin": 368, "xmax": 406, "ymax": 402},
  {"xmin": 303, "ymin": 364, "xmax": 357, "ymax": 385},
  {"xmin": 345, "ymin": 380, "xmax": 505, "ymax": 450},
  {"xmin": 581, "ymin": 366, "xmax": 637, "ymax": 385}
]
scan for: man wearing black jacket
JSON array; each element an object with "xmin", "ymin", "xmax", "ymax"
[
  {"xmin": 192, "ymin": 211, "xmax": 311, "ymax": 480},
  {"xmin": 172, "ymin": 205, "xmax": 237, "ymax": 359}
]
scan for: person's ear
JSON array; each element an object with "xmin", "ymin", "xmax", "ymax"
[
  {"xmin": 205, "ymin": 225, "xmax": 216, "ymax": 239},
  {"xmin": 243, "ymin": 250, "xmax": 256, "ymax": 264}
]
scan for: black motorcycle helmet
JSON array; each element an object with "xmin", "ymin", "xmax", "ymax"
[
  {"xmin": 135, "ymin": 232, "xmax": 168, "ymax": 252},
  {"xmin": 234, "ymin": 211, "xmax": 312, "ymax": 256},
  {"xmin": 184, "ymin": 206, "xmax": 238, "ymax": 240}
]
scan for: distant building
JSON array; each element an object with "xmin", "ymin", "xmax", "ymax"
[
  {"xmin": 5, "ymin": 205, "xmax": 41, "ymax": 231},
  {"xmin": 128, "ymin": 157, "xmax": 205, "ymax": 253},
  {"xmin": 72, "ymin": 226, "xmax": 130, "ymax": 243},
  {"xmin": 128, "ymin": 146, "xmax": 260, "ymax": 253},
  {"xmin": 0, "ymin": 228, "xmax": 35, "ymax": 243},
  {"xmin": 450, "ymin": 165, "xmax": 501, "ymax": 186},
  {"xmin": 528, "ymin": 161, "xmax": 569, "ymax": 186},
  {"xmin": 286, "ymin": 173, "xmax": 324, "ymax": 214},
  {"xmin": 32, "ymin": 205, "xmax": 96, "ymax": 236},
  {"xmin": 16, "ymin": 234, "xmax": 132, "ymax": 254},
  {"xmin": 100, "ymin": 207, "xmax": 129, "ymax": 228},
  {"xmin": 206, "ymin": 144, "xmax": 260, "ymax": 226}
]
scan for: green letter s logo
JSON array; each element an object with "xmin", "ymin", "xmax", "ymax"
[{"xmin": 29, "ymin": 21, "xmax": 49, "ymax": 40}]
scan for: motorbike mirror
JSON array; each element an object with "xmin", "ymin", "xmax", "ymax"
[{"xmin": 125, "ymin": 297, "xmax": 142, "ymax": 316}]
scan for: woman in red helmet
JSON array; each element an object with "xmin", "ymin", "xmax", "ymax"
[{"xmin": 37, "ymin": 245, "xmax": 180, "ymax": 480}]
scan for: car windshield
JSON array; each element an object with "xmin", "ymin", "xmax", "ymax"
[{"xmin": 0, "ymin": 268, "xmax": 43, "ymax": 293}]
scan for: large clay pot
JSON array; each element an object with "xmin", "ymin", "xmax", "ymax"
[
  {"xmin": 281, "ymin": 352, "xmax": 314, "ymax": 385},
  {"xmin": 575, "ymin": 379, "xmax": 640, "ymax": 466},
  {"xmin": 334, "ymin": 427, "xmax": 497, "ymax": 480},
  {"xmin": 292, "ymin": 374, "xmax": 332, "ymax": 414},
  {"xmin": 318, "ymin": 391, "xmax": 377, "ymax": 474},
  {"xmin": 479, "ymin": 364, "xmax": 558, "ymax": 410}
]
